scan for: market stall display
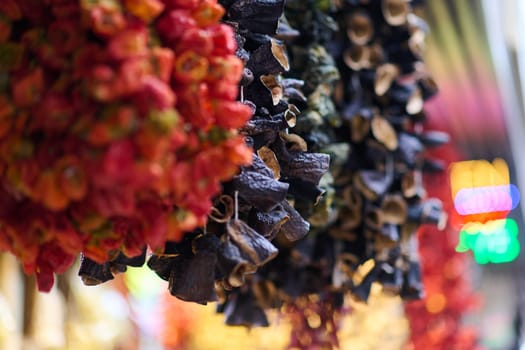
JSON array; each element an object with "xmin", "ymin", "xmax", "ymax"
[{"xmin": 0, "ymin": 1, "xmax": 479, "ymax": 349}]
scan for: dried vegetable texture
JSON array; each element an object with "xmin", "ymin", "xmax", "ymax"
[
  {"xmin": 232, "ymin": 0, "xmax": 451, "ymax": 345},
  {"xmin": 327, "ymin": 0, "xmax": 449, "ymax": 303},
  {"xmin": 0, "ymin": 0, "xmax": 253, "ymax": 291},
  {"xmin": 145, "ymin": 0, "xmax": 330, "ymax": 310}
]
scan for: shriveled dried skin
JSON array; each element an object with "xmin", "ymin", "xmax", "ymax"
[
  {"xmin": 246, "ymin": 154, "xmax": 276, "ymax": 178},
  {"xmin": 168, "ymin": 250, "xmax": 219, "ymax": 305},
  {"xmin": 147, "ymin": 255, "xmax": 179, "ymax": 282},
  {"xmin": 227, "ymin": 219, "xmax": 279, "ymax": 266},
  {"xmin": 232, "ymin": 170, "xmax": 289, "ymax": 212},
  {"xmin": 271, "ymin": 137, "xmax": 330, "ymax": 184},
  {"xmin": 216, "ymin": 238, "xmax": 257, "ymax": 288},
  {"xmin": 248, "ymin": 206, "xmax": 290, "ymax": 239},
  {"xmin": 279, "ymin": 200, "xmax": 311, "ymax": 242}
]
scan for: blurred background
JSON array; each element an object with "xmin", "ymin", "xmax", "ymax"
[
  {"xmin": 420, "ymin": 1, "xmax": 525, "ymax": 349},
  {"xmin": 2, "ymin": 0, "xmax": 525, "ymax": 349}
]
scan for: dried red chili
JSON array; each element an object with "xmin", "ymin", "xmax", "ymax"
[{"xmin": 0, "ymin": 0, "xmax": 252, "ymax": 292}]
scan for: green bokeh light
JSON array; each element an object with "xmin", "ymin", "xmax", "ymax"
[
  {"xmin": 124, "ymin": 264, "xmax": 164, "ymax": 299},
  {"xmin": 456, "ymin": 218, "xmax": 520, "ymax": 264}
]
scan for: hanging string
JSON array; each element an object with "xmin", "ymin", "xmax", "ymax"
[{"xmin": 234, "ymin": 190, "xmax": 239, "ymax": 221}]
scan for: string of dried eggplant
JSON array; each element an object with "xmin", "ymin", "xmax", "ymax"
[{"xmin": 212, "ymin": 0, "xmax": 331, "ymax": 325}]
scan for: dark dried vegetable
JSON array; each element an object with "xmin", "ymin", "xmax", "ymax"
[
  {"xmin": 167, "ymin": 234, "xmax": 221, "ymax": 304},
  {"xmin": 210, "ymin": 0, "xmax": 333, "ymax": 326},
  {"xmin": 78, "ymin": 248, "xmax": 146, "ymax": 286},
  {"xmin": 231, "ymin": 167, "xmax": 289, "ymax": 212},
  {"xmin": 221, "ymin": 285, "xmax": 270, "ymax": 327}
]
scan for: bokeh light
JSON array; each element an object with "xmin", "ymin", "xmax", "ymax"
[
  {"xmin": 450, "ymin": 159, "xmax": 521, "ymax": 264},
  {"xmin": 456, "ymin": 218, "xmax": 520, "ymax": 264},
  {"xmin": 454, "ymin": 184, "xmax": 520, "ymax": 215}
]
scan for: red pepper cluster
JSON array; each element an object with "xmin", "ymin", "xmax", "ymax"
[{"xmin": 0, "ymin": 0, "xmax": 253, "ymax": 291}]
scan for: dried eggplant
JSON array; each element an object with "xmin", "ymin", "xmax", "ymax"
[
  {"xmin": 279, "ymin": 200, "xmax": 311, "ymax": 241},
  {"xmin": 232, "ymin": 170, "xmax": 289, "ymax": 212},
  {"xmin": 227, "ymin": 219, "xmax": 279, "ymax": 266},
  {"xmin": 222, "ymin": 287, "xmax": 270, "ymax": 327},
  {"xmin": 248, "ymin": 206, "xmax": 290, "ymax": 240},
  {"xmin": 79, "ymin": 248, "xmax": 147, "ymax": 286},
  {"xmin": 78, "ymin": 255, "xmax": 115, "ymax": 286},
  {"xmin": 167, "ymin": 235, "xmax": 221, "ymax": 304}
]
